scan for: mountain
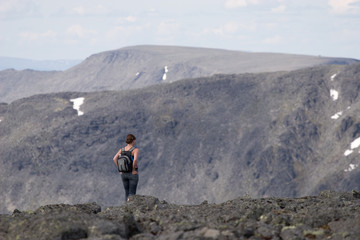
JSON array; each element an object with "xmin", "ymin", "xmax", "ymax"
[
  {"xmin": 0, "ymin": 45, "xmax": 358, "ymax": 103},
  {"xmin": 1, "ymin": 62, "xmax": 360, "ymax": 214},
  {"xmin": 0, "ymin": 57, "xmax": 81, "ymax": 71},
  {"xmin": 0, "ymin": 69, "xmax": 59, "ymax": 102}
]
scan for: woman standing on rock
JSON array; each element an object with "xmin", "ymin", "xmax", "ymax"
[{"xmin": 113, "ymin": 134, "xmax": 139, "ymax": 202}]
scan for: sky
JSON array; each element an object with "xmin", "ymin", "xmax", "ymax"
[{"xmin": 0, "ymin": 0, "xmax": 359, "ymax": 60}]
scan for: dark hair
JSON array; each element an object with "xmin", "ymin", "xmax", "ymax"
[{"xmin": 125, "ymin": 134, "xmax": 136, "ymax": 144}]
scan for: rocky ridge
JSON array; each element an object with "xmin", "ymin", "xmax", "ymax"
[
  {"xmin": 0, "ymin": 45, "xmax": 358, "ymax": 103},
  {"xmin": 1, "ymin": 191, "xmax": 360, "ymax": 240}
]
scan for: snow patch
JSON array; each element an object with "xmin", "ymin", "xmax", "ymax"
[
  {"xmin": 344, "ymin": 149, "xmax": 353, "ymax": 156},
  {"xmin": 345, "ymin": 164, "xmax": 359, "ymax": 172},
  {"xmin": 350, "ymin": 137, "xmax": 360, "ymax": 149},
  {"xmin": 331, "ymin": 111, "xmax": 342, "ymax": 120},
  {"xmin": 330, "ymin": 89, "xmax": 339, "ymax": 101},
  {"xmin": 343, "ymin": 137, "xmax": 360, "ymax": 156},
  {"xmin": 330, "ymin": 74, "xmax": 337, "ymax": 81},
  {"xmin": 70, "ymin": 97, "xmax": 85, "ymax": 116},
  {"xmin": 162, "ymin": 66, "xmax": 168, "ymax": 81}
]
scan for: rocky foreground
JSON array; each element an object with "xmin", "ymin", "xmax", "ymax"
[{"xmin": 1, "ymin": 191, "xmax": 360, "ymax": 240}]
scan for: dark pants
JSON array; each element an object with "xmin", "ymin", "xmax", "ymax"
[{"xmin": 121, "ymin": 173, "xmax": 139, "ymax": 201}]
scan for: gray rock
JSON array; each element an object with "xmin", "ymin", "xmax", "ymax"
[{"xmin": 1, "ymin": 193, "xmax": 360, "ymax": 239}]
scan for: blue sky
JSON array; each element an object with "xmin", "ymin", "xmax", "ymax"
[{"xmin": 0, "ymin": 0, "xmax": 359, "ymax": 60}]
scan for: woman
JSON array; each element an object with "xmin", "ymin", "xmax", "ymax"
[{"xmin": 113, "ymin": 134, "xmax": 139, "ymax": 202}]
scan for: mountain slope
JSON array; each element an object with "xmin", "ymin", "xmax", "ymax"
[
  {"xmin": 0, "ymin": 45, "xmax": 358, "ymax": 103},
  {"xmin": 0, "ymin": 69, "xmax": 59, "ymax": 101},
  {"xmin": 1, "ymin": 63, "xmax": 360, "ymax": 214}
]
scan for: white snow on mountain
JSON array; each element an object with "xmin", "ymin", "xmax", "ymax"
[
  {"xmin": 70, "ymin": 97, "xmax": 85, "ymax": 116},
  {"xmin": 330, "ymin": 74, "xmax": 337, "ymax": 81},
  {"xmin": 330, "ymin": 89, "xmax": 339, "ymax": 101},
  {"xmin": 350, "ymin": 137, "xmax": 360, "ymax": 149},
  {"xmin": 162, "ymin": 66, "xmax": 168, "ymax": 81},
  {"xmin": 343, "ymin": 137, "xmax": 360, "ymax": 156},
  {"xmin": 345, "ymin": 163, "xmax": 359, "ymax": 172},
  {"xmin": 331, "ymin": 111, "xmax": 342, "ymax": 120},
  {"xmin": 344, "ymin": 149, "xmax": 354, "ymax": 156}
]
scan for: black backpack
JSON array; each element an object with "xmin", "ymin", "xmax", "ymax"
[{"xmin": 117, "ymin": 147, "xmax": 135, "ymax": 172}]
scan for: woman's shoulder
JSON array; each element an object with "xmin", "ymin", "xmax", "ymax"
[
  {"xmin": 132, "ymin": 147, "xmax": 139, "ymax": 153},
  {"xmin": 124, "ymin": 146, "xmax": 138, "ymax": 151}
]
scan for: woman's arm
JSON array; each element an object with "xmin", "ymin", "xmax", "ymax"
[
  {"xmin": 132, "ymin": 148, "xmax": 139, "ymax": 174},
  {"xmin": 113, "ymin": 149, "xmax": 122, "ymax": 166}
]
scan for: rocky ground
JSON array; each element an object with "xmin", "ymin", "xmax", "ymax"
[{"xmin": 1, "ymin": 191, "xmax": 359, "ymax": 240}]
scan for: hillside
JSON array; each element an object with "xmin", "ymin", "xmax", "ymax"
[
  {"xmin": 1, "ymin": 63, "xmax": 360, "ymax": 214},
  {"xmin": 0, "ymin": 69, "xmax": 59, "ymax": 101},
  {"xmin": 0, "ymin": 45, "xmax": 358, "ymax": 103}
]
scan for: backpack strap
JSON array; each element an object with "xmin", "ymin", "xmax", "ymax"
[{"xmin": 122, "ymin": 146, "xmax": 135, "ymax": 154}]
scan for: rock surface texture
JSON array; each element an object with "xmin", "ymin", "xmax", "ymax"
[{"xmin": 1, "ymin": 191, "xmax": 360, "ymax": 240}]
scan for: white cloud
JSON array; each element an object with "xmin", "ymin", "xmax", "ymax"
[
  {"xmin": 105, "ymin": 24, "xmax": 144, "ymax": 41},
  {"xmin": 72, "ymin": 6, "xmax": 85, "ymax": 15},
  {"xmin": 328, "ymin": 0, "xmax": 360, "ymax": 14},
  {"xmin": 157, "ymin": 21, "xmax": 180, "ymax": 35},
  {"xmin": 70, "ymin": 4, "xmax": 108, "ymax": 16},
  {"xmin": 203, "ymin": 21, "xmax": 258, "ymax": 38},
  {"xmin": 225, "ymin": 0, "xmax": 259, "ymax": 9},
  {"xmin": 116, "ymin": 16, "xmax": 137, "ymax": 24},
  {"xmin": 204, "ymin": 22, "xmax": 239, "ymax": 37},
  {"xmin": 225, "ymin": 0, "xmax": 247, "ymax": 8},
  {"xmin": 19, "ymin": 30, "xmax": 57, "ymax": 41},
  {"xmin": 271, "ymin": 5, "xmax": 286, "ymax": 13},
  {"xmin": 18, "ymin": 31, "xmax": 38, "ymax": 41},
  {"xmin": 125, "ymin": 16, "xmax": 136, "ymax": 22},
  {"xmin": 263, "ymin": 35, "xmax": 282, "ymax": 44},
  {"xmin": 0, "ymin": 0, "xmax": 39, "ymax": 18},
  {"xmin": 67, "ymin": 25, "xmax": 97, "ymax": 38},
  {"xmin": 0, "ymin": 0, "xmax": 15, "ymax": 13},
  {"xmin": 106, "ymin": 26, "xmax": 126, "ymax": 39}
]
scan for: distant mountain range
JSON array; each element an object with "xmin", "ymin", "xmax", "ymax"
[
  {"xmin": 0, "ymin": 45, "xmax": 358, "ymax": 103},
  {"xmin": 1, "ymin": 57, "xmax": 360, "ymax": 214},
  {"xmin": 0, "ymin": 57, "xmax": 81, "ymax": 71}
]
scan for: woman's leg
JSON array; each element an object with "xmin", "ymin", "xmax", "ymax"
[
  {"xmin": 121, "ymin": 173, "xmax": 130, "ymax": 202},
  {"xmin": 128, "ymin": 174, "xmax": 139, "ymax": 198}
]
